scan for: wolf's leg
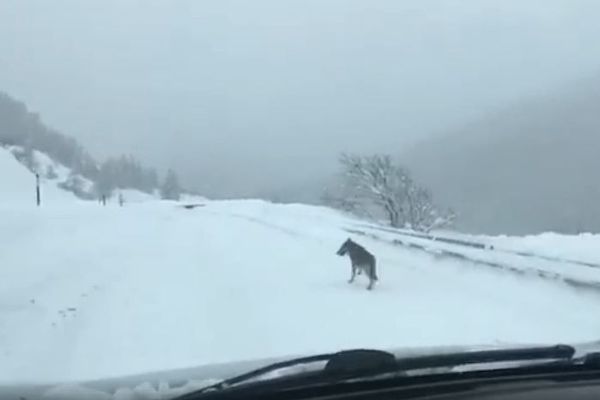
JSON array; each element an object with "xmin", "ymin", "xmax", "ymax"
[
  {"xmin": 348, "ymin": 265, "xmax": 356, "ymax": 283},
  {"xmin": 371, "ymin": 261, "xmax": 378, "ymax": 281},
  {"xmin": 367, "ymin": 265, "xmax": 375, "ymax": 290}
]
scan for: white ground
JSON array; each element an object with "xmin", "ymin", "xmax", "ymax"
[
  {"xmin": 2, "ymin": 147, "xmax": 600, "ymax": 384},
  {"xmin": 433, "ymin": 228, "xmax": 600, "ymax": 266}
]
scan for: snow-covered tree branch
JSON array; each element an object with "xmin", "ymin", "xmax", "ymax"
[{"xmin": 330, "ymin": 154, "xmax": 456, "ymax": 231}]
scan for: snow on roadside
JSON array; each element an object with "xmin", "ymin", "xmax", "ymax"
[
  {"xmin": 428, "ymin": 227, "xmax": 600, "ymax": 266},
  {"xmin": 117, "ymin": 189, "xmax": 158, "ymax": 204},
  {"xmin": 3, "ymin": 155, "xmax": 600, "ymax": 385},
  {"xmin": 356, "ymin": 225, "xmax": 600, "ymax": 288},
  {"xmin": 486, "ymin": 232, "xmax": 600, "ymax": 266},
  {"xmin": 366, "ymin": 222, "xmax": 600, "ymax": 268},
  {"xmin": 8, "ymin": 199, "xmax": 600, "ymax": 384}
]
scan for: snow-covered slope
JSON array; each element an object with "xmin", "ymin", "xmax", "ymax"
[
  {"xmin": 0, "ymin": 145, "xmax": 79, "ymax": 206},
  {"xmin": 0, "ymin": 145, "xmax": 160, "ymax": 205},
  {"xmin": 2, "ymin": 190, "xmax": 600, "ymax": 385}
]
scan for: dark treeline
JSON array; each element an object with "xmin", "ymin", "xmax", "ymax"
[
  {"xmin": 0, "ymin": 92, "xmax": 98, "ymax": 179},
  {"xmin": 94, "ymin": 155, "xmax": 159, "ymax": 196},
  {"xmin": 0, "ymin": 92, "xmax": 181, "ymax": 200}
]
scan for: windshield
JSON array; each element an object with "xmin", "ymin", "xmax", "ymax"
[{"xmin": 2, "ymin": 1, "xmax": 600, "ymax": 398}]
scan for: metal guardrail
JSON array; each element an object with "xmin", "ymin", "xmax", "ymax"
[
  {"xmin": 345, "ymin": 228, "xmax": 600, "ymax": 293},
  {"xmin": 356, "ymin": 224, "xmax": 600, "ymax": 269}
]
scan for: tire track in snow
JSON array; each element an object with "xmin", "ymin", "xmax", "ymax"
[{"xmin": 219, "ymin": 213, "xmax": 304, "ymax": 238}]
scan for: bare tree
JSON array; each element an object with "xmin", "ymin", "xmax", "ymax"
[
  {"xmin": 333, "ymin": 154, "xmax": 455, "ymax": 231},
  {"xmin": 339, "ymin": 154, "xmax": 412, "ymax": 227},
  {"xmin": 406, "ymin": 184, "xmax": 456, "ymax": 231},
  {"xmin": 321, "ymin": 178, "xmax": 375, "ymax": 219}
]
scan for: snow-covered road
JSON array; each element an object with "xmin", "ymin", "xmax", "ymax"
[{"xmin": 2, "ymin": 199, "xmax": 600, "ymax": 384}]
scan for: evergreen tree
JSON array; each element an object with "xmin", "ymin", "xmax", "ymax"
[{"xmin": 160, "ymin": 169, "xmax": 181, "ymax": 200}]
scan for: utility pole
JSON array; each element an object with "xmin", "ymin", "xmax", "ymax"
[{"xmin": 35, "ymin": 173, "xmax": 41, "ymax": 206}]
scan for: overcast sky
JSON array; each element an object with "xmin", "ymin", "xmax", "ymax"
[{"xmin": 2, "ymin": 0, "xmax": 600, "ymax": 197}]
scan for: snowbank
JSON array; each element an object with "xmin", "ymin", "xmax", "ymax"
[
  {"xmin": 488, "ymin": 232, "xmax": 600, "ymax": 265},
  {"xmin": 1, "ymin": 198, "xmax": 600, "ymax": 384},
  {"xmin": 2, "ymin": 151, "xmax": 600, "ymax": 386},
  {"xmin": 0, "ymin": 145, "xmax": 80, "ymax": 206}
]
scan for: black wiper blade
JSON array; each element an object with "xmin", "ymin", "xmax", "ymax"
[
  {"xmin": 206, "ymin": 352, "xmax": 333, "ymax": 390},
  {"xmin": 183, "ymin": 344, "xmax": 575, "ymax": 399},
  {"xmin": 196, "ymin": 349, "xmax": 396, "ymax": 394},
  {"xmin": 395, "ymin": 344, "xmax": 576, "ymax": 371}
]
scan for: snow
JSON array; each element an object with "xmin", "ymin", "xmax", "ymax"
[
  {"xmin": 427, "ymin": 228, "xmax": 600, "ymax": 267},
  {"xmin": 29, "ymin": 148, "xmax": 77, "ymax": 184},
  {"xmin": 1, "ymin": 145, "xmax": 164, "ymax": 205},
  {"xmin": 0, "ymin": 145, "xmax": 79, "ymax": 206},
  {"xmin": 353, "ymin": 225, "xmax": 600, "ymax": 289},
  {"xmin": 43, "ymin": 384, "xmax": 112, "ymax": 400},
  {"xmin": 486, "ymin": 232, "xmax": 600, "ymax": 266},
  {"xmin": 116, "ymin": 189, "xmax": 158, "ymax": 204},
  {"xmin": 2, "ymin": 147, "xmax": 600, "ymax": 389}
]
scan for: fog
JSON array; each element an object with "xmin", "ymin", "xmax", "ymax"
[
  {"xmin": 406, "ymin": 74, "xmax": 600, "ymax": 234},
  {"xmin": 2, "ymin": 0, "xmax": 600, "ymax": 201}
]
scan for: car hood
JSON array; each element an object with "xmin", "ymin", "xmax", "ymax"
[{"xmin": 3, "ymin": 340, "xmax": 600, "ymax": 400}]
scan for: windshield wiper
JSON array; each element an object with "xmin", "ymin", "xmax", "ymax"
[
  {"xmin": 180, "ymin": 344, "xmax": 577, "ymax": 399},
  {"xmin": 193, "ymin": 349, "xmax": 396, "ymax": 393},
  {"xmin": 394, "ymin": 343, "xmax": 576, "ymax": 371}
]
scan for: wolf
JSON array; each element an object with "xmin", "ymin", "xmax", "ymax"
[{"xmin": 336, "ymin": 238, "xmax": 378, "ymax": 290}]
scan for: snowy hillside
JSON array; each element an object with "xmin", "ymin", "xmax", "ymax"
[
  {"xmin": 2, "ymin": 152, "xmax": 600, "ymax": 387},
  {"xmin": 0, "ymin": 145, "xmax": 80, "ymax": 205},
  {"xmin": 0, "ymin": 145, "xmax": 158, "ymax": 205}
]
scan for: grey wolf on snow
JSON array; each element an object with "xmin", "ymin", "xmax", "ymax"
[{"xmin": 336, "ymin": 238, "xmax": 378, "ymax": 290}]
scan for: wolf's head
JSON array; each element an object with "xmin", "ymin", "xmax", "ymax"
[{"xmin": 336, "ymin": 238, "xmax": 353, "ymax": 256}]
